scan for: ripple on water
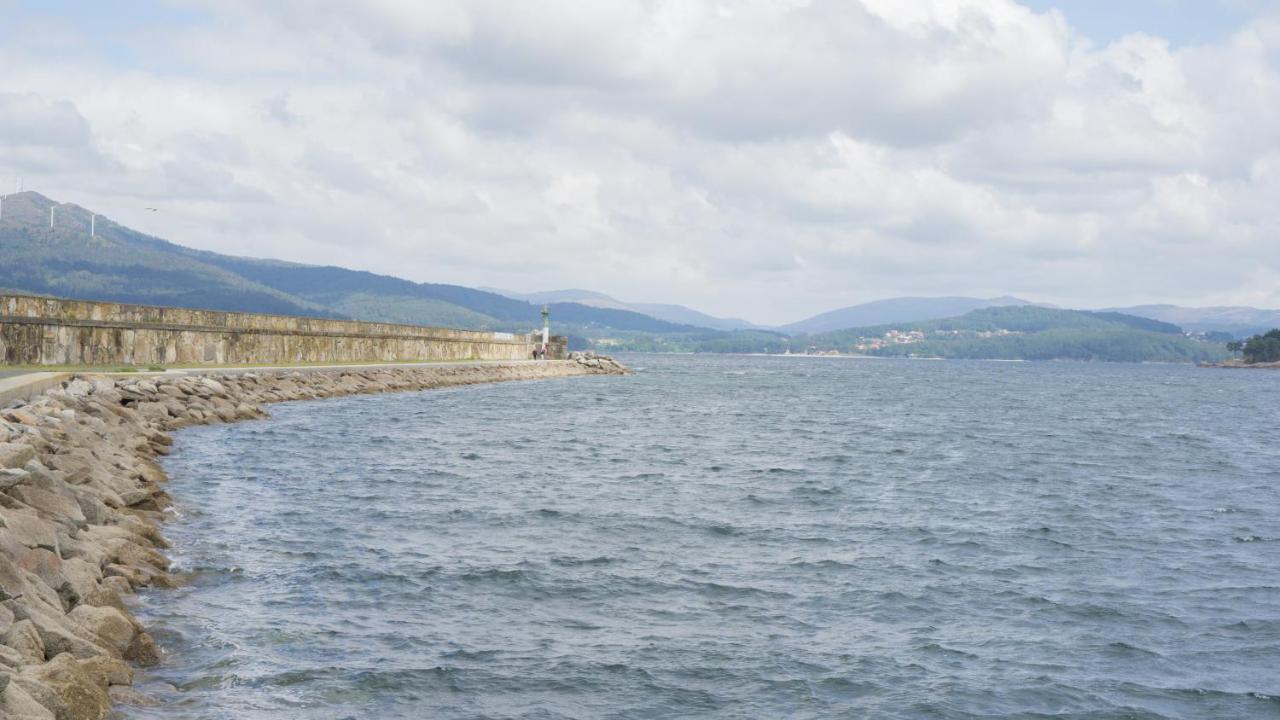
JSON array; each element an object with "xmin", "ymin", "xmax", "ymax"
[{"xmin": 130, "ymin": 355, "xmax": 1280, "ymax": 719}]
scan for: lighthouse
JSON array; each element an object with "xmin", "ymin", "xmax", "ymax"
[{"xmin": 541, "ymin": 305, "xmax": 550, "ymax": 358}]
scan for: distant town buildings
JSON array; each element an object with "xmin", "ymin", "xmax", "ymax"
[{"xmin": 849, "ymin": 327, "xmax": 1022, "ymax": 353}]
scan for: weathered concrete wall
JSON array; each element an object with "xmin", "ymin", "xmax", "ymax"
[{"xmin": 0, "ymin": 295, "xmax": 568, "ymax": 366}]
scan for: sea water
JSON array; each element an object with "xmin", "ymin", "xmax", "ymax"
[{"xmin": 128, "ymin": 355, "xmax": 1280, "ymax": 719}]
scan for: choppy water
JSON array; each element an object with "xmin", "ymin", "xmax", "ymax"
[{"xmin": 130, "ymin": 355, "xmax": 1280, "ymax": 719}]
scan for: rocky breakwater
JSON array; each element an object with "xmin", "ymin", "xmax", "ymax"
[{"xmin": 0, "ymin": 358, "xmax": 626, "ymax": 719}]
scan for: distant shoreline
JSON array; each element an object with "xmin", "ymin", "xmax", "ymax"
[{"xmin": 1199, "ymin": 359, "xmax": 1280, "ymax": 369}]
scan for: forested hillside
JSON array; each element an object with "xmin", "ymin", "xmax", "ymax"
[
  {"xmin": 799, "ymin": 306, "xmax": 1228, "ymax": 363},
  {"xmin": 0, "ymin": 191, "xmax": 699, "ymax": 345}
]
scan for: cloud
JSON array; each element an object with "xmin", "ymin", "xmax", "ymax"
[
  {"xmin": 0, "ymin": 0, "xmax": 1278, "ymax": 323},
  {"xmin": 0, "ymin": 92, "xmax": 111, "ymax": 172}
]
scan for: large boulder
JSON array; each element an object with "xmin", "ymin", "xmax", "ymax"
[
  {"xmin": 0, "ymin": 443, "xmax": 36, "ymax": 470},
  {"xmin": 12, "ymin": 606, "xmax": 105, "ymax": 660},
  {"xmin": 0, "ymin": 468, "xmax": 30, "ymax": 490},
  {"xmin": 57, "ymin": 560, "xmax": 101, "ymax": 609},
  {"xmin": 75, "ymin": 655, "xmax": 132, "ymax": 688},
  {"xmin": 133, "ymin": 403, "xmax": 170, "ymax": 422},
  {"xmin": 0, "ymin": 511, "xmax": 59, "ymax": 553},
  {"xmin": 62, "ymin": 381, "xmax": 93, "ymax": 399},
  {"xmin": 66, "ymin": 606, "xmax": 134, "ymax": 656},
  {"xmin": 122, "ymin": 631, "xmax": 159, "ymax": 667},
  {"xmin": 9, "ymin": 488, "xmax": 85, "ymax": 529},
  {"xmin": 16, "ymin": 653, "xmax": 111, "ymax": 720},
  {"xmin": 2, "ymin": 620, "xmax": 45, "ymax": 665},
  {"xmin": 0, "ymin": 678, "xmax": 57, "ymax": 720}
]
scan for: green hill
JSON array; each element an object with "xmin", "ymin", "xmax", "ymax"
[
  {"xmin": 0, "ymin": 191, "xmax": 702, "ymax": 346},
  {"xmin": 798, "ymin": 306, "xmax": 1229, "ymax": 363}
]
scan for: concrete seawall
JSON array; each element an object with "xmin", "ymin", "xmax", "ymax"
[
  {"xmin": 0, "ymin": 357, "xmax": 626, "ymax": 718},
  {"xmin": 0, "ymin": 294, "xmax": 568, "ymax": 367}
]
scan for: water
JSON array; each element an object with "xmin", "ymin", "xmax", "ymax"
[{"xmin": 128, "ymin": 355, "xmax": 1280, "ymax": 719}]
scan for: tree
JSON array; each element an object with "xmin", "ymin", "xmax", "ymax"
[
  {"xmin": 1241, "ymin": 329, "xmax": 1280, "ymax": 363},
  {"xmin": 1226, "ymin": 340, "xmax": 1244, "ymax": 356}
]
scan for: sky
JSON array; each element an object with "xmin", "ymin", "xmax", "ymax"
[{"xmin": 2, "ymin": 0, "xmax": 1279, "ymax": 325}]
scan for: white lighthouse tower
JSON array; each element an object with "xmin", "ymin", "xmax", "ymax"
[{"xmin": 541, "ymin": 305, "xmax": 550, "ymax": 359}]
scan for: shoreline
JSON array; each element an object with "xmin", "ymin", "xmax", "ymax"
[
  {"xmin": 1198, "ymin": 359, "xmax": 1280, "ymax": 369},
  {"xmin": 0, "ymin": 357, "xmax": 626, "ymax": 719}
]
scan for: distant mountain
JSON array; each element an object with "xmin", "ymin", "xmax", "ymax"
[
  {"xmin": 1107, "ymin": 304, "xmax": 1280, "ymax": 337},
  {"xmin": 798, "ymin": 306, "xmax": 1225, "ymax": 363},
  {"xmin": 484, "ymin": 287, "xmax": 761, "ymax": 331},
  {"xmin": 783, "ymin": 296, "xmax": 1034, "ymax": 334},
  {"xmin": 0, "ymin": 192, "xmax": 698, "ymax": 341},
  {"xmin": 628, "ymin": 302, "xmax": 760, "ymax": 331},
  {"xmin": 480, "ymin": 288, "xmax": 633, "ymax": 311}
]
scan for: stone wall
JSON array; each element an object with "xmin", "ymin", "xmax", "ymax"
[{"xmin": 0, "ymin": 295, "xmax": 567, "ymax": 366}]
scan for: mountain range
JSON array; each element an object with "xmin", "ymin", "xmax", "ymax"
[
  {"xmin": 779, "ymin": 296, "xmax": 1038, "ymax": 334},
  {"xmin": 0, "ymin": 191, "xmax": 1274, "ymax": 353},
  {"xmin": 480, "ymin": 288, "xmax": 764, "ymax": 331},
  {"xmin": 0, "ymin": 192, "xmax": 708, "ymax": 347}
]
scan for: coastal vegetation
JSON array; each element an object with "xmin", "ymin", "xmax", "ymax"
[
  {"xmin": 792, "ymin": 306, "xmax": 1229, "ymax": 363},
  {"xmin": 1230, "ymin": 329, "xmax": 1280, "ymax": 363},
  {"xmin": 576, "ymin": 306, "xmax": 1229, "ymax": 363}
]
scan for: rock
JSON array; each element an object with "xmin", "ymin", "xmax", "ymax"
[
  {"xmin": 122, "ymin": 631, "xmax": 159, "ymax": 667},
  {"xmin": 0, "ymin": 511, "xmax": 59, "ymax": 553},
  {"xmin": 17, "ymin": 652, "xmax": 112, "ymax": 720},
  {"xmin": 0, "ymin": 603, "xmax": 13, "ymax": 636},
  {"xmin": 0, "ymin": 410, "xmax": 39, "ymax": 427},
  {"xmin": 15, "ymin": 607, "xmax": 104, "ymax": 660},
  {"xmin": 20, "ymin": 461, "xmax": 69, "ymax": 491},
  {"xmin": 62, "ymin": 381, "xmax": 93, "ymax": 399},
  {"xmin": 9, "ymin": 488, "xmax": 85, "ymax": 529},
  {"xmin": 103, "ymin": 540, "xmax": 168, "ymax": 573},
  {"xmin": 107, "ymin": 685, "xmax": 159, "ymax": 706},
  {"xmin": 98, "ymin": 577, "xmax": 132, "ymax": 599},
  {"xmin": 0, "ymin": 677, "xmax": 57, "ymax": 719},
  {"xmin": 1, "ymin": 468, "xmax": 30, "ymax": 490},
  {"xmin": 57, "ymin": 560, "xmax": 101, "ymax": 609},
  {"xmin": 0, "ymin": 553, "xmax": 37, "ymax": 602},
  {"xmin": 69, "ymin": 492, "xmax": 111, "ymax": 526},
  {"xmin": 67, "ymin": 607, "xmax": 134, "ymax": 656},
  {"xmin": 0, "ymin": 443, "xmax": 36, "ymax": 469},
  {"xmin": 102, "ymin": 564, "xmax": 151, "ymax": 590},
  {"xmin": 3, "ymin": 620, "xmax": 45, "ymax": 665},
  {"xmin": 134, "ymin": 403, "xmax": 169, "ymax": 422},
  {"xmin": 76, "ymin": 655, "xmax": 132, "ymax": 687},
  {"xmin": 75, "ymin": 588, "xmax": 127, "ymax": 616},
  {"xmin": 0, "ymin": 642, "xmax": 26, "ymax": 669},
  {"xmin": 133, "ymin": 459, "xmax": 166, "ymax": 485},
  {"xmin": 11, "ymin": 549, "xmax": 70, "ymax": 605}
]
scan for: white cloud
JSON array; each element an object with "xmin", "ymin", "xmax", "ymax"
[{"xmin": 0, "ymin": 0, "xmax": 1278, "ymax": 323}]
